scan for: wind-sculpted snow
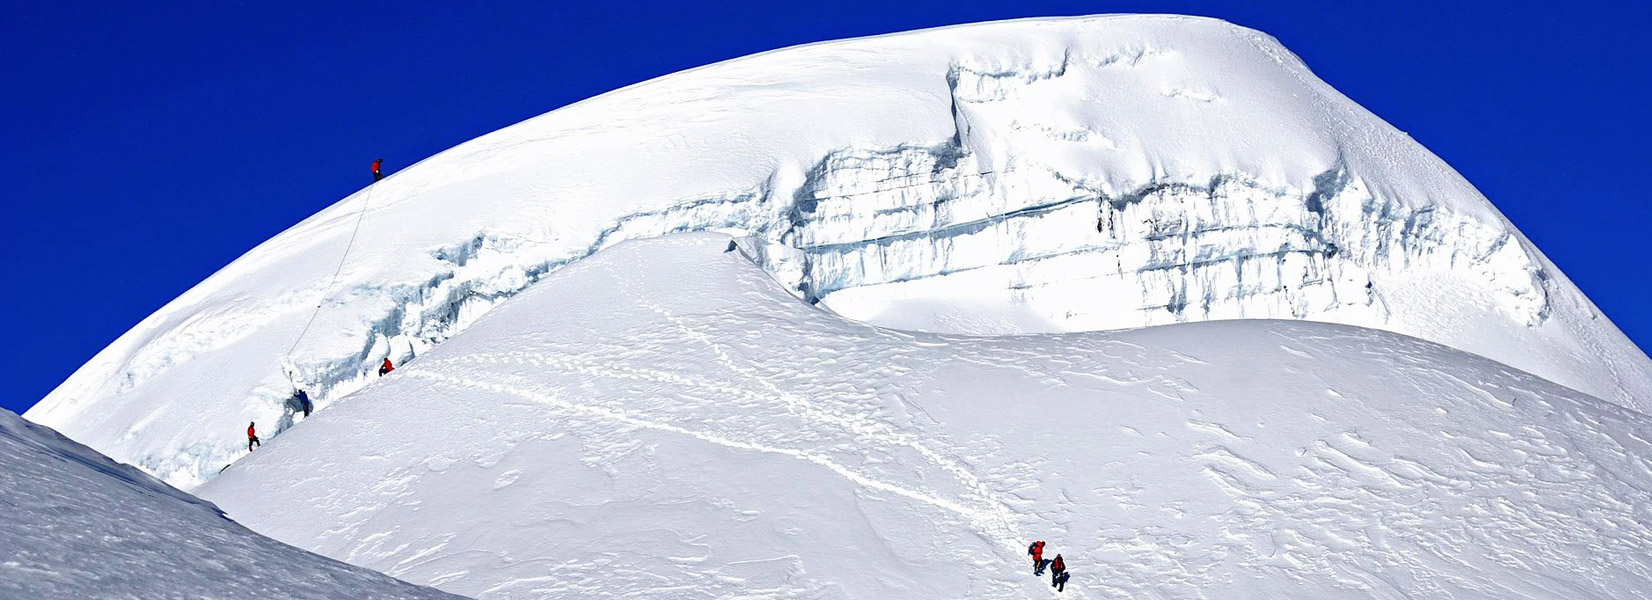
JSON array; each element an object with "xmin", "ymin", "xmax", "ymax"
[
  {"xmin": 198, "ymin": 236, "xmax": 1652, "ymax": 599},
  {"xmin": 27, "ymin": 15, "xmax": 1651, "ymax": 492},
  {"xmin": 0, "ymin": 410, "xmax": 464, "ymax": 599}
]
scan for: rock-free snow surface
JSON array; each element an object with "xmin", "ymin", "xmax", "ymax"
[
  {"xmin": 0, "ymin": 409, "xmax": 464, "ymax": 600},
  {"xmin": 25, "ymin": 15, "xmax": 1652, "ymax": 492},
  {"xmin": 197, "ymin": 235, "xmax": 1652, "ymax": 599}
]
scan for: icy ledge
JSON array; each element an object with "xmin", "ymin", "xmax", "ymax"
[{"xmin": 151, "ymin": 143, "xmax": 1606, "ymax": 483}]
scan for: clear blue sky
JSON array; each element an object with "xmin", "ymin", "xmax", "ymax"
[{"xmin": 3, "ymin": 1, "xmax": 1648, "ymax": 415}]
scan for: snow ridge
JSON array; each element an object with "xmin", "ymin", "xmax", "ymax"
[
  {"xmin": 197, "ymin": 235, "xmax": 1652, "ymax": 599},
  {"xmin": 0, "ymin": 410, "xmax": 463, "ymax": 600}
]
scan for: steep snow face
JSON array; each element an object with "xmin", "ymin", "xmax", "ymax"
[
  {"xmin": 0, "ymin": 410, "xmax": 462, "ymax": 600},
  {"xmin": 27, "ymin": 15, "xmax": 1651, "ymax": 490},
  {"xmin": 199, "ymin": 236, "xmax": 1652, "ymax": 599}
]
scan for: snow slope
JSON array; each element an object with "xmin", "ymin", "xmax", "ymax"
[
  {"xmin": 198, "ymin": 234, "xmax": 1652, "ymax": 599},
  {"xmin": 28, "ymin": 15, "xmax": 1652, "ymax": 491},
  {"xmin": 0, "ymin": 409, "xmax": 464, "ymax": 599}
]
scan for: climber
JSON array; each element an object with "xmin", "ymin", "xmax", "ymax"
[
  {"xmin": 247, "ymin": 422, "xmax": 261, "ymax": 451},
  {"xmin": 293, "ymin": 389, "xmax": 313, "ymax": 417},
  {"xmin": 372, "ymin": 158, "xmax": 384, "ymax": 182},
  {"xmin": 1050, "ymin": 554, "xmax": 1066, "ymax": 590},
  {"xmin": 1028, "ymin": 540, "xmax": 1046, "ymax": 574},
  {"xmin": 379, "ymin": 357, "xmax": 395, "ymax": 376}
]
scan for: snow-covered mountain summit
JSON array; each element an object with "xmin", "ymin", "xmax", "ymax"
[{"xmin": 26, "ymin": 15, "xmax": 1651, "ymax": 492}]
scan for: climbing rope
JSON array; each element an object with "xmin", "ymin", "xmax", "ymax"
[{"xmin": 283, "ymin": 181, "xmax": 378, "ymax": 371}]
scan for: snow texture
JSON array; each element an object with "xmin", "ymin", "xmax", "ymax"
[
  {"xmin": 25, "ymin": 15, "xmax": 1651, "ymax": 497},
  {"xmin": 0, "ymin": 409, "xmax": 464, "ymax": 599},
  {"xmin": 198, "ymin": 235, "xmax": 1652, "ymax": 599}
]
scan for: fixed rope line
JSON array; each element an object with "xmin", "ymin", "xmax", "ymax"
[{"xmin": 284, "ymin": 182, "xmax": 378, "ymax": 368}]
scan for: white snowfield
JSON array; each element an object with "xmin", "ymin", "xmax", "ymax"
[
  {"xmin": 0, "ymin": 409, "xmax": 465, "ymax": 600},
  {"xmin": 23, "ymin": 15, "xmax": 1652, "ymax": 491},
  {"xmin": 197, "ymin": 235, "xmax": 1652, "ymax": 599}
]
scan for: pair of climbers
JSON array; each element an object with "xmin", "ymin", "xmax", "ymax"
[
  {"xmin": 283, "ymin": 358, "xmax": 392, "ymax": 420},
  {"xmin": 1027, "ymin": 540, "xmax": 1070, "ymax": 592}
]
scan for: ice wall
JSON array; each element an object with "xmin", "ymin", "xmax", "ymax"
[{"xmin": 766, "ymin": 145, "xmax": 1549, "ymax": 333}]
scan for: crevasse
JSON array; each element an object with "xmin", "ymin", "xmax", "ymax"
[{"xmin": 163, "ymin": 143, "xmax": 1553, "ymax": 488}]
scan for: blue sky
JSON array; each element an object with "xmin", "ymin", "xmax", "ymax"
[{"xmin": 3, "ymin": 1, "xmax": 1648, "ymax": 415}]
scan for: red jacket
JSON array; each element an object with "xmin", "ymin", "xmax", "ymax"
[
  {"xmin": 247, "ymin": 425, "xmax": 256, "ymax": 439},
  {"xmin": 1051, "ymin": 556, "xmax": 1065, "ymax": 572},
  {"xmin": 381, "ymin": 358, "xmax": 395, "ymax": 373},
  {"xmin": 371, "ymin": 159, "xmax": 382, "ymax": 174}
]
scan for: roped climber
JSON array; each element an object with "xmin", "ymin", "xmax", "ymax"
[
  {"xmin": 293, "ymin": 389, "xmax": 313, "ymax": 417},
  {"xmin": 372, "ymin": 158, "xmax": 384, "ymax": 182},
  {"xmin": 379, "ymin": 357, "xmax": 395, "ymax": 376},
  {"xmin": 247, "ymin": 422, "xmax": 261, "ymax": 451}
]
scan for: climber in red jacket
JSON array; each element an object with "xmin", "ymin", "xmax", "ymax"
[
  {"xmin": 372, "ymin": 158, "xmax": 384, "ymax": 182},
  {"xmin": 379, "ymin": 357, "xmax": 395, "ymax": 376},
  {"xmin": 247, "ymin": 422, "xmax": 261, "ymax": 451}
]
